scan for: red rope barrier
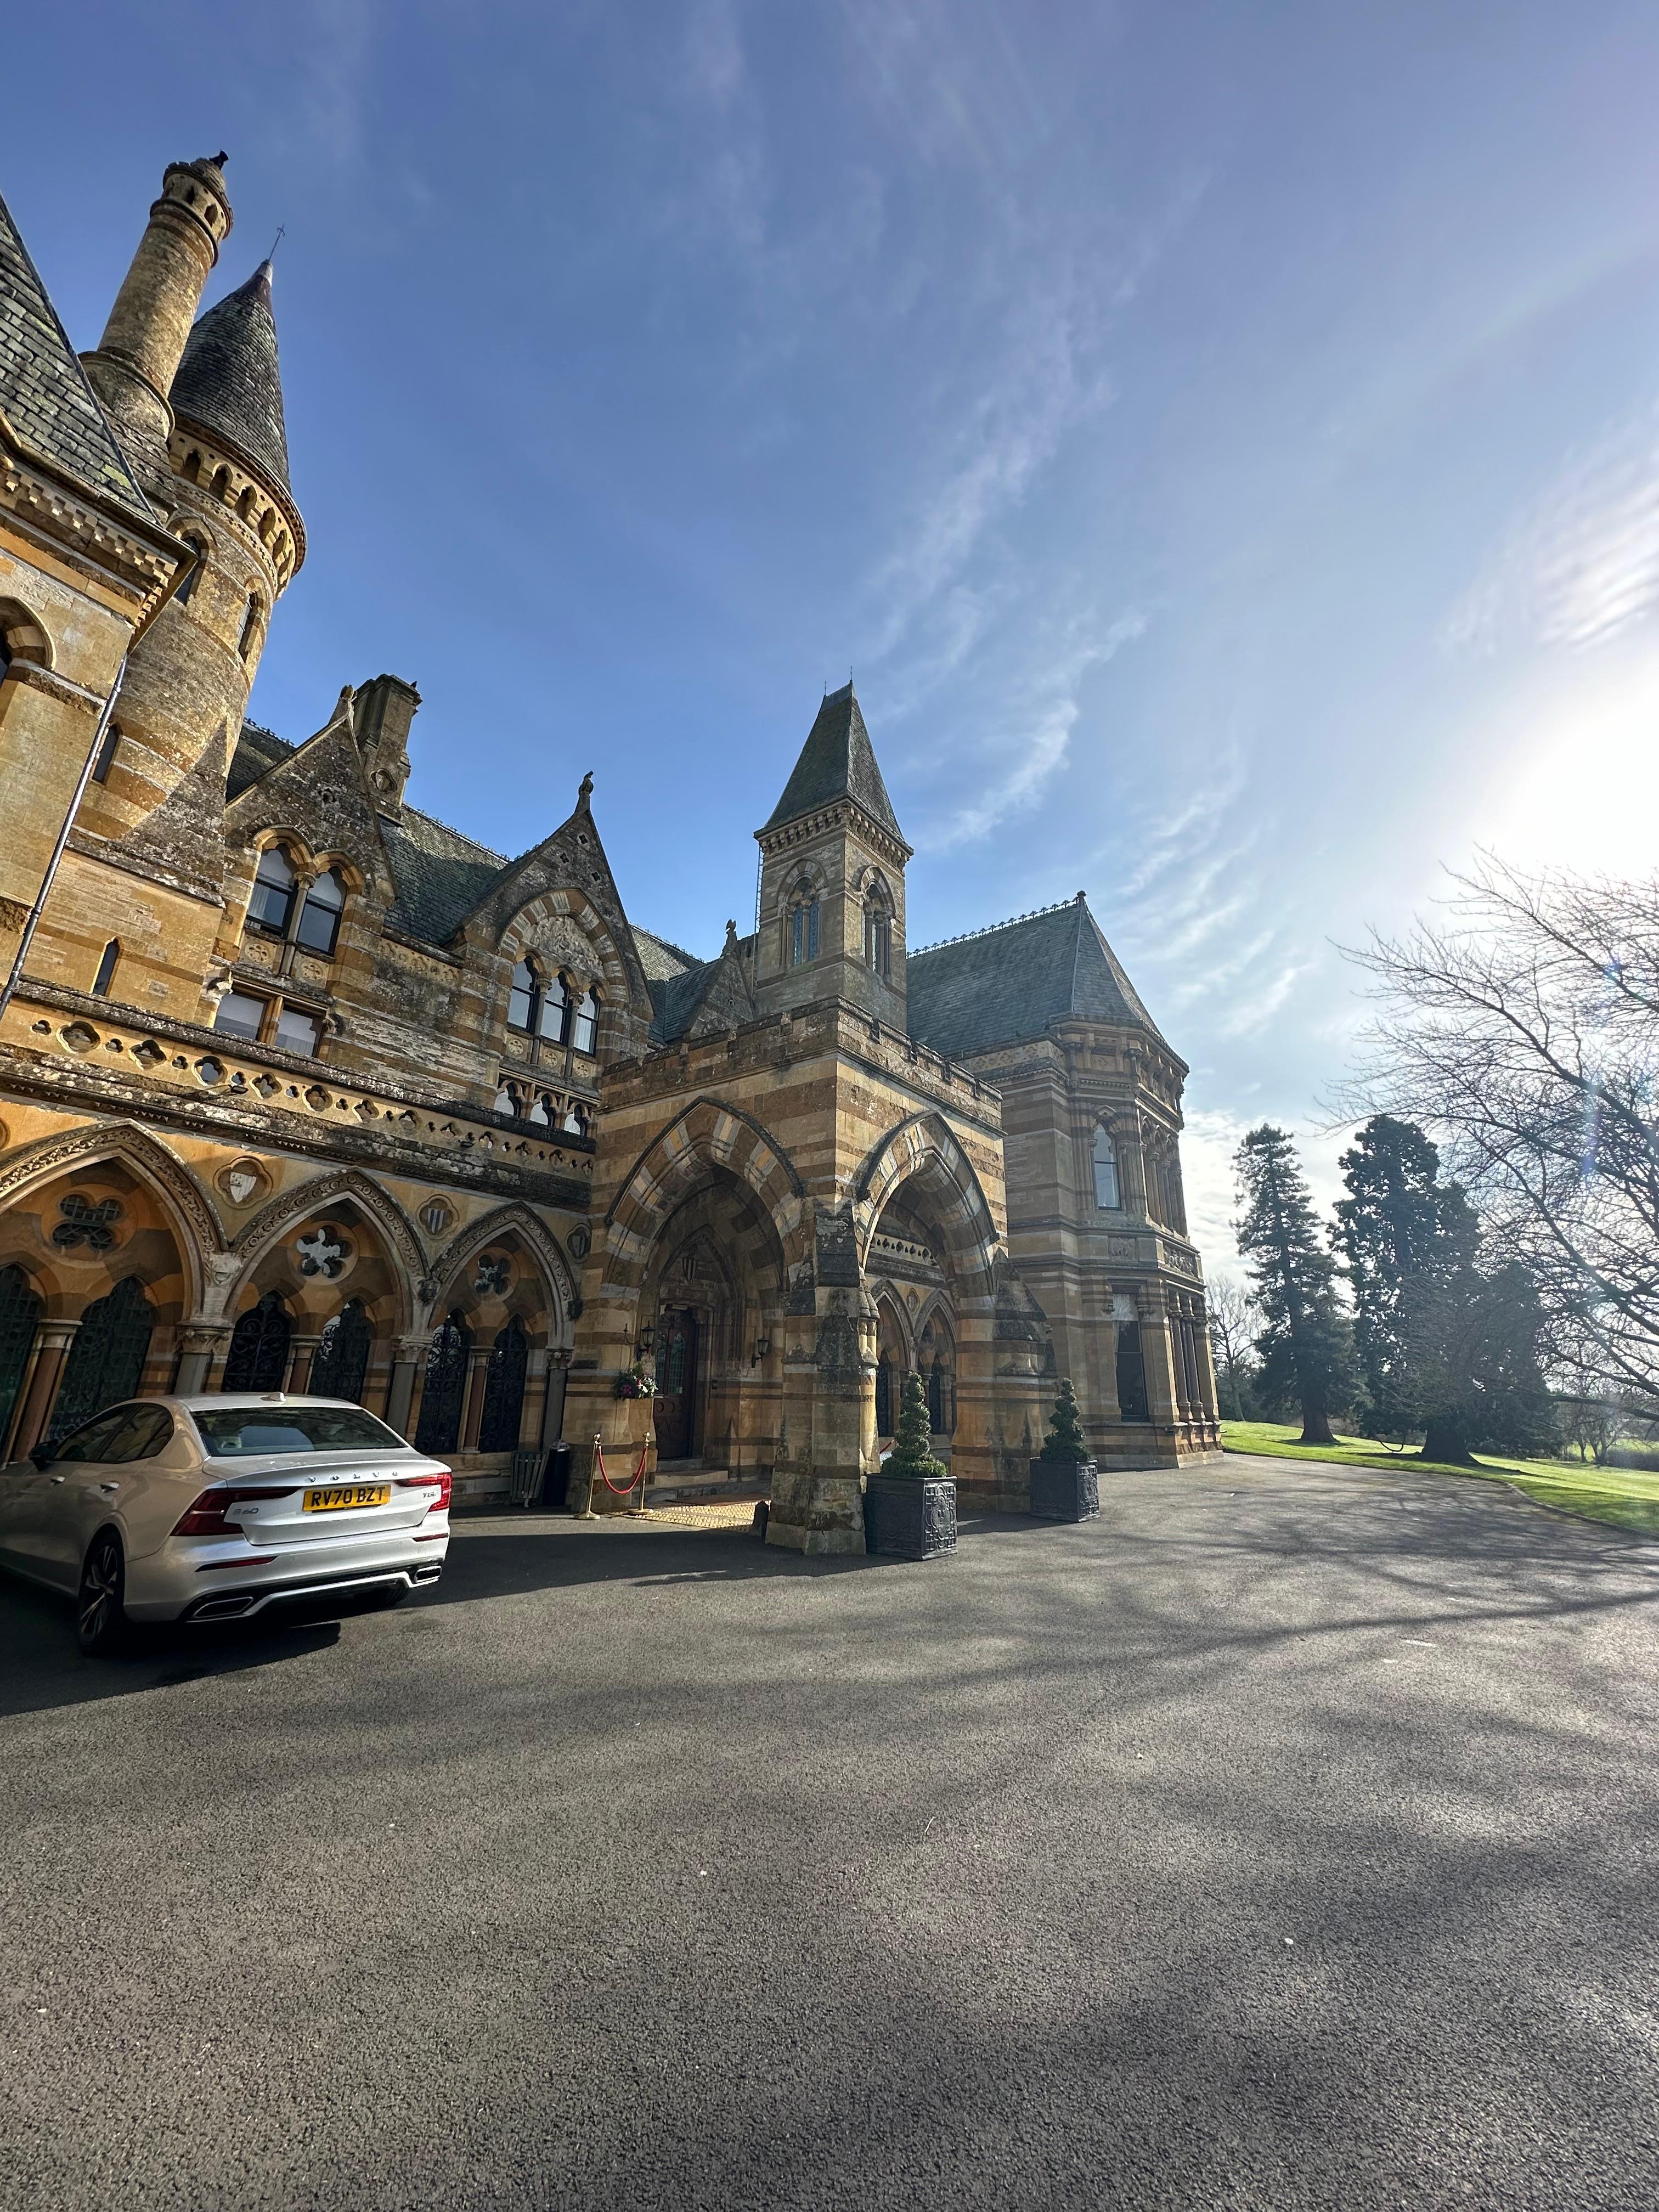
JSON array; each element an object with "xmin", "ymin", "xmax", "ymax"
[{"xmin": 594, "ymin": 1437, "xmax": 650, "ymax": 1499}]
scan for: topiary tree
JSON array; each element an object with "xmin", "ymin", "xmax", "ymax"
[
  {"xmin": 1040, "ymin": 1376, "xmax": 1090, "ymax": 1463},
  {"xmin": 887, "ymin": 1368, "xmax": 949, "ymax": 1479}
]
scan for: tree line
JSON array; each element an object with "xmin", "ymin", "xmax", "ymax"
[{"xmin": 1208, "ymin": 856, "xmax": 1658, "ymax": 1469}]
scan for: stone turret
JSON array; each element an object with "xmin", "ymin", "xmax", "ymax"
[
  {"xmin": 81, "ymin": 154, "xmax": 231, "ymax": 483},
  {"xmin": 352, "ymin": 674, "xmax": 421, "ymax": 821},
  {"xmin": 753, "ymin": 683, "xmax": 911, "ymax": 1026}
]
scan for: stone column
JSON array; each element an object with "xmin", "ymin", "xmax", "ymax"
[
  {"xmin": 1168, "ymin": 1297, "xmax": 1193, "ymax": 1421},
  {"xmin": 1114, "ymin": 1116, "xmax": 1150, "ymax": 1222},
  {"xmin": 174, "ymin": 1321, "xmax": 230, "ymax": 1395},
  {"xmin": 386, "ymin": 1335, "xmax": 428, "ymax": 1440},
  {"xmin": 1193, "ymin": 1303, "xmax": 1221, "ymax": 1425},
  {"xmin": 540, "ymin": 1348, "xmax": 572, "ymax": 1448},
  {"xmin": 10, "ymin": 1321, "xmax": 80, "ymax": 1459},
  {"xmin": 286, "ymin": 1334, "xmax": 321, "ymax": 1395},
  {"xmin": 767, "ymin": 1276, "xmax": 868, "ymax": 1557}
]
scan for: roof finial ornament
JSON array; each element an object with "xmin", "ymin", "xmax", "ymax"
[
  {"xmin": 268, "ymin": 224, "xmax": 286, "ymax": 259},
  {"xmin": 578, "ymin": 770, "xmax": 594, "ymax": 807}
]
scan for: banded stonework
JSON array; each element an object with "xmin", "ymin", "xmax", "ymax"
[{"xmin": 0, "ymin": 157, "xmax": 1219, "ymax": 1536}]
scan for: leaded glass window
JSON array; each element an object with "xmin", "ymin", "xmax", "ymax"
[
  {"xmin": 416, "ymin": 1312, "xmax": 471, "ymax": 1454},
  {"xmin": 312, "ymin": 1299, "xmax": 371, "ymax": 1404},
  {"xmin": 295, "ymin": 868, "xmax": 345, "ymax": 955},
  {"xmin": 0, "ymin": 1264, "xmax": 42, "ymax": 1454},
  {"xmin": 48, "ymin": 1276, "xmax": 155, "ymax": 1442},
  {"xmin": 507, "ymin": 961, "xmax": 537, "ymax": 1033},
  {"xmin": 538, "ymin": 973, "xmax": 569, "ymax": 1044},
  {"xmin": 572, "ymin": 988, "xmax": 599, "ymax": 1054},
  {"xmin": 248, "ymin": 846, "xmax": 297, "ymax": 935},
  {"xmin": 1093, "ymin": 1127, "xmax": 1120, "ymax": 1211},
  {"xmin": 478, "ymin": 1316, "xmax": 528, "ymax": 1453},
  {"xmin": 222, "ymin": 1290, "xmax": 291, "ymax": 1391}
]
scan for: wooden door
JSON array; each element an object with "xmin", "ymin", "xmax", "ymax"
[{"xmin": 653, "ymin": 1308, "xmax": 699, "ymax": 1461}]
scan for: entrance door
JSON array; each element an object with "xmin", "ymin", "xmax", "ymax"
[{"xmin": 653, "ymin": 1308, "xmax": 699, "ymax": 1462}]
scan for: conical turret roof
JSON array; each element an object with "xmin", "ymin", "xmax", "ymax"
[
  {"xmin": 170, "ymin": 258, "xmax": 294, "ymax": 500},
  {"xmin": 761, "ymin": 682, "xmax": 905, "ymax": 843}
]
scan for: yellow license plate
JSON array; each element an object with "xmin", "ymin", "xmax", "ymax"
[{"xmin": 302, "ymin": 1483, "xmax": 391, "ymax": 1513}]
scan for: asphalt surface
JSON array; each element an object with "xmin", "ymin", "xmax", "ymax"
[{"xmin": 3, "ymin": 1454, "xmax": 1657, "ymax": 2212}]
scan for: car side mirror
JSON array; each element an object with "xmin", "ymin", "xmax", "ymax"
[{"xmin": 29, "ymin": 1446, "xmax": 55, "ymax": 1471}]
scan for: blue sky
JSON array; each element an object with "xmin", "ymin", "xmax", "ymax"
[{"xmin": 9, "ymin": 2, "xmax": 1659, "ymax": 1266}]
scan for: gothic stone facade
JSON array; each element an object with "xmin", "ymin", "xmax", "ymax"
[{"xmin": 0, "ymin": 157, "xmax": 1218, "ymax": 1553}]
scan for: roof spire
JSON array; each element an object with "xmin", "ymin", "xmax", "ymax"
[{"xmin": 760, "ymin": 682, "xmax": 905, "ymax": 844}]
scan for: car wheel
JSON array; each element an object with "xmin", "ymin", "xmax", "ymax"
[{"xmin": 77, "ymin": 1529, "xmax": 128, "ymax": 1656}]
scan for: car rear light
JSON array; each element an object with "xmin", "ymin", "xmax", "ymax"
[
  {"xmin": 172, "ymin": 1486, "xmax": 294, "ymax": 1537},
  {"xmin": 397, "ymin": 1470, "xmax": 452, "ymax": 1512}
]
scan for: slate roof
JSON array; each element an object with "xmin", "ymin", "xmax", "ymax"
[
  {"xmin": 225, "ymin": 719, "xmax": 294, "ymax": 799},
  {"xmin": 905, "ymin": 896, "xmax": 1166, "ymax": 1060},
  {"xmin": 379, "ymin": 811, "xmax": 511, "ymax": 943},
  {"xmin": 0, "ymin": 190, "xmax": 155, "ymax": 522},
  {"xmin": 171, "ymin": 259, "xmax": 294, "ymax": 500},
  {"xmin": 646, "ymin": 961, "xmax": 718, "ymax": 1045},
  {"xmin": 761, "ymin": 683, "xmax": 905, "ymax": 842},
  {"xmin": 631, "ymin": 926, "xmax": 702, "ymax": 983}
]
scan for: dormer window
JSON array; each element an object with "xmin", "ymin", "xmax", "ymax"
[
  {"xmin": 295, "ymin": 868, "xmax": 345, "ymax": 956},
  {"xmin": 572, "ymin": 988, "xmax": 599, "ymax": 1055},
  {"xmin": 248, "ymin": 845, "xmax": 297, "ymax": 935},
  {"xmin": 1093, "ymin": 1126, "xmax": 1121, "ymax": 1211}
]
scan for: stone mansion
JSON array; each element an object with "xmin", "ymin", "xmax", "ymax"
[{"xmin": 0, "ymin": 154, "xmax": 1219, "ymax": 1551}]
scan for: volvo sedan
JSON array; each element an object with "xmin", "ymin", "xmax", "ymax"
[{"xmin": 0, "ymin": 1395, "xmax": 452, "ymax": 1654}]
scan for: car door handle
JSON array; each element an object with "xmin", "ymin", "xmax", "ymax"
[
  {"xmin": 49, "ymin": 1475, "xmax": 66, "ymax": 1485},
  {"xmin": 98, "ymin": 1482, "xmax": 120, "ymax": 1493}
]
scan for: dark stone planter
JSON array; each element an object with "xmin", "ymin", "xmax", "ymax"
[
  {"xmin": 864, "ymin": 1472, "xmax": 957, "ymax": 1559},
  {"xmin": 1029, "ymin": 1457, "xmax": 1099, "ymax": 1521}
]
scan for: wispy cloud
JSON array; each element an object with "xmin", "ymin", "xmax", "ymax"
[{"xmin": 1443, "ymin": 400, "xmax": 1659, "ymax": 655}]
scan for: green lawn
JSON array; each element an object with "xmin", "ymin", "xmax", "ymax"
[{"xmin": 1221, "ymin": 1419, "xmax": 1659, "ymax": 1539}]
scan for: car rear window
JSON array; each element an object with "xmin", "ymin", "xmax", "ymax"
[{"xmin": 191, "ymin": 1407, "xmax": 411, "ymax": 1458}]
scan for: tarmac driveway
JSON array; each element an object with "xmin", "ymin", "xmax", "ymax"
[{"xmin": 2, "ymin": 1454, "xmax": 1656, "ymax": 2211}]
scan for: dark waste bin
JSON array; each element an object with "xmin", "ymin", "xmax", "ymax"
[{"xmin": 541, "ymin": 1442, "xmax": 572, "ymax": 1513}]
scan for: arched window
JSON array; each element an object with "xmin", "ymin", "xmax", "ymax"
[
  {"xmin": 312, "ymin": 1299, "xmax": 371, "ymax": 1403},
  {"xmin": 572, "ymin": 986, "xmax": 599, "ymax": 1054},
  {"xmin": 91, "ymin": 939, "xmax": 120, "ymax": 997},
  {"xmin": 415, "ymin": 1312, "xmax": 472, "ymax": 1454},
  {"xmin": 507, "ymin": 960, "xmax": 537, "ymax": 1034},
  {"xmin": 538, "ymin": 973, "xmax": 570, "ymax": 1045},
  {"xmin": 865, "ymin": 901, "xmax": 891, "ymax": 980},
  {"xmin": 222, "ymin": 1290, "xmax": 291, "ymax": 1391},
  {"xmin": 47, "ymin": 1276, "xmax": 155, "ymax": 1442},
  {"xmin": 1115, "ymin": 1319, "xmax": 1150, "ymax": 1422},
  {"xmin": 788, "ymin": 893, "xmax": 819, "ymax": 968},
  {"xmin": 248, "ymin": 845, "xmax": 297, "ymax": 936},
  {"xmin": 0, "ymin": 1264, "xmax": 43, "ymax": 1457},
  {"xmin": 1093, "ymin": 1126, "xmax": 1121, "ymax": 1211},
  {"xmin": 89, "ymin": 722, "xmax": 121, "ymax": 784},
  {"xmin": 239, "ymin": 593, "xmax": 264, "ymax": 662},
  {"xmin": 874, "ymin": 1355, "xmax": 893, "ymax": 1438},
  {"xmin": 527, "ymin": 1092, "xmax": 552, "ymax": 1127},
  {"xmin": 478, "ymin": 1316, "xmax": 529, "ymax": 1452},
  {"xmin": 174, "ymin": 535, "xmax": 206, "ymax": 605},
  {"xmin": 295, "ymin": 868, "xmax": 346, "ymax": 956}
]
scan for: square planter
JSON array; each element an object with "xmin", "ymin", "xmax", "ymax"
[
  {"xmin": 864, "ymin": 1472, "xmax": 957, "ymax": 1559},
  {"xmin": 1029, "ymin": 1457, "xmax": 1099, "ymax": 1522}
]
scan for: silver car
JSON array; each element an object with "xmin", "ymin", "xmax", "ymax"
[{"xmin": 0, "ymin": 1393, "xmax": 452, "ymax": 1654}]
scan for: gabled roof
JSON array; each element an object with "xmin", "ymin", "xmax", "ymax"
[
  {"xmin": 0, "ymin": 190, "xmax": 155, "ymax": 522},
  {"xmin": 226, "ymin": 719, "xmax": 294, "ymax": 798},
  {"xmin": 379, "ymin": 811, "xmax": 512, "ymax": 942},
  {"xmin": 171, "ymin": 259, "xmax": 294, "ymax": 501},
  {"xmin": 761, "ymin": 683, "xmax": 905, "ymax": 843},
  {"xmin": 905, "ymin": 895, "xmax": 1167, "ymax": 1060}
]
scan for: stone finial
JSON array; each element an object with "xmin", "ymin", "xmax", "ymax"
[
  {"xmin": 724, "ymin": 919, "xmax": 738, "ymax": 952},
  {"xmin": 578, "ymin": 772, "xmax": 594, "ymax": 808}
]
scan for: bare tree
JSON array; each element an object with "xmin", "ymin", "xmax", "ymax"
[
  {"xmin": 1341, "ymin": 855, "xmax": 1659, "ymax": 1417},
  {"xmin": 1205, "ymin": 1274, "xmax": 1261, "ymax": 1415}
]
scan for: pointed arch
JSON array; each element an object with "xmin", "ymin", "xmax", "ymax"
[
  {"xmin": 229, "ymin": 1167, "xmax": 423, "ymax": 1329},
  {"xmin": 606, "ymin": 1096, "xmax": 806, "ymax": 1266},
  {"xmin": 852, "ymin": 1112, "xmax": 1001, "ymax": 1301},
  {"xmin": 0, "ymin": 1122, "xmax": 222, "ymax": 1306},
  {"xmin": 425, "ymin": 1201, "xmax": 578, "ymax": 1340}
]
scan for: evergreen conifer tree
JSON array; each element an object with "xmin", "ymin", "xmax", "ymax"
[
  {"xmin": 1234, "ymin": 1124, "xmax": 1353, "ymax": 1445},
  {"xmin": 888, "ymin": 1368, "xmax": 949, "ymax": 1479},
  {"xmin": 1040, "ymin": 1377, "xmax": 1090, "ymax": 1462},
  {"xmin": 1333, "ymin": 1115, "xmax": 1478, "ymax": 1439}
]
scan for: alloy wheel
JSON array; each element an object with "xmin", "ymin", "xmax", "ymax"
[{"xmin": 77, "ymin": 1532, "xmax": 126, "ymax": 1656}]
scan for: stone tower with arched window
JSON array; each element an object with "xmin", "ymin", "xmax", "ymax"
[{"xmin": 752, "ymin": 684, "xmax": 911, "ymax": 1027}]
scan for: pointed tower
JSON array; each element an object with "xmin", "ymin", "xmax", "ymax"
[
  {"xmin": 78, "ymin": 236, "xmax": 305, "ymax": 900},
  {"xmin": 81, "ymin": 154, "xmax": 232, "ymax": 483},
  {"xmin": 753, "ymin": 684, "xmax": 912, "ymax": 1025}
]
